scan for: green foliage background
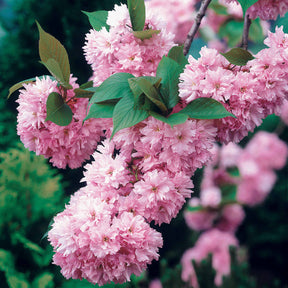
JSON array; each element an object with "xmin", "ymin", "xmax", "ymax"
[{"xmin": 0, "ymin": 0, "xmax": 288, "ymax": 287}]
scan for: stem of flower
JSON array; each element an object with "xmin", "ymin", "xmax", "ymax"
[
  {"xmin": 183, "ymin": 0, "xmax": 212, "ymax": 56},
  {"xmin": 241, "ymin": 13, "xmax": 251, "ymax": 50}
]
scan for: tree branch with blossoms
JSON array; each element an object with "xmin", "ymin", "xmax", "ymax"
[{"xmin": 183, "ymin": 0, "xmax": 212, "ymax": 56}]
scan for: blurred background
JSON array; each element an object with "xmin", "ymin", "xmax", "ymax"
[{"xmin": 0, "ymin": 0, "xmax": 288, "ymax": 287}]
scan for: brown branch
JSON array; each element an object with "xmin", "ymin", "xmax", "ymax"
[
  {"xmin": 183, "ymin": 0, "xmax": 212, "ymax": 56},
  {"xmin": 241, "ymin": 13, "xmax": 251, "ymax": 50}
]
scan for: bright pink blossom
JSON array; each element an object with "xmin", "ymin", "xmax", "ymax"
[
  {"xmin": 16, "ymin": 76, "xmax": 107, "ymax": 168},
  {"xmin": 84, "ymin": 4, "xmax": 175, "ymax": 85},
  {"xmin": 48, "ymin": 188, "xmax": 163, "ymax": 286}
]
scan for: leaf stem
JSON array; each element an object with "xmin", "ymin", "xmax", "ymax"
[
  {"xmin": 241, "ymin": 12, "xmax": 251, "ymax": 50},
  {"xmin": 183, "ymin": 0, "xmax": 212, "ymax": 56}
]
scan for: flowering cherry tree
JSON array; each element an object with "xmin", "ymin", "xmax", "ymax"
[{"xmin": 7, "ymin": 0, "xmax": 288, "ymax": 286}]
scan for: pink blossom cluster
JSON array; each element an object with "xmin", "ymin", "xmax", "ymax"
[
  {"xmin": 181, "ymin": 229, "xmax": 238, "ymax": 287},
  {"xmin": 16, "ymin": 76, "xmax": 108, "ymax": 169},
  {"xmin": 145, "ymin": 0, "xmax": 197, "ymax": 44},
  {"xmin": 48, "ymin": 187, "xmax": 163, "ymax": 286},
  {"xmin": 179, "ymin": 27, "xmax": 288, "ymax": 144},
  {"xmin": 83, "ymin": 4, "xmax": 175, "ymax": 86},
  {"xmin": 184, "ymin": 131, "xmax": 287, "ymax": 234},
  {"xmin": 225, "ymin": 0, "xmax": 288, "ymax": 20},
  {"xmin": 48, "ymin": 114, "xmax": 218, "ymax": 284}
]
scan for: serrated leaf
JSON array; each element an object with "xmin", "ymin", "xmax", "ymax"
[
  {"xmin": 45, "ymin": 92, "xmax": 73, "ymax": 126},
  {"xmin": 111, "ymin": 92, "xmax": 149, "ymax": 138},
  {"xmin": 36, "ymin": 21, "xmax": 71, "ymax": 85},
  {"xmin": 180, "ymin": 98, "xmax": 236, "ymax": 119},
  {"xmin": 82, "ymin": 10, "xmax": 109, "ymax": 31},
  {"xmin": 130, "ymin": 77, "xmax": 168, "ymax": 114},
  {"xmin": 133, "ymin": 29, "xmax": 160, "ymax": 40},
  {"xmin": 90, "ymin": 73, "xmax": 135, "ymax": 104},
  {"xmin": 127, "ymin": 0, "xmax": 146, "ymax": 31},
  {"xmin": 221, "ymin": 47, "xmax": 254, "ymax": 66},
  {"xmin": 84, "ymin": 102, "xmax": 115, "ymax": 121},
  {"xmin": 156, "ymin": 56, "xmax": 182, "ymax": 109},
  {"xmin": 41, "ymin": 58, "xmax": 72, "ymax": 89},
  {"xmin": 149, "ymin": 111, "xmax": 188, "ymax": 127},
  {"xmin": 238, "ymin": 0, "xmax": 259, "ymax": 16},
  {"xmin": 167, "ymin": 45, "xmax": 188, "ymax": 69}
]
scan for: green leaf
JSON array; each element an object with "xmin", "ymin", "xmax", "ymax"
[
  {"xmin": 237, "ymin": 0, "xmax": 259, "ymax": 16},
  {"xmin": 156, "ymin": 56, "xmax": 182, "ymax": 109},
  {"xmin": 127, "ymin": 0, "xmax": 146, "ymax": 31},
  {"xmin": 186, "ymin": 205, "xmax": 203, "ymax": 212},
  {"xmin": 149, "ymin": 111, "xmax": 188, "ymax": 127},
  {"xmin": 41, "ymin": 58, "xmax": 72, "ymax": 89},
  {"xmin": 45, "ymin": 92, "xmax": 73, "ymax": 126},
  {"xmin": 79, "ymin": 80, "xmax": 94, "ymax": 89},
  {"xmin": 82, "ymin": 10, "xmax": 109, "ymax": 31},
  {"xmin": 209, "ymin": 0, "xmax": 228, "ymax": 15},
  {"xmin": 180, "ymin": 98, "xmax": 236, "ymax": 119},
  {"xmin": 221, "ymin": 184, "xmax": 238, "ymax": 204},
  {"xmin": 249, "ymin": 18, "xmax": 264, "ymax": 44},
  {"xmin": 133, "ymin": 29, "xmax": 160, "ymax": 40},
  {"xmin": 74, "ymin": 87, "xmax": 95, "ymax": 99},
  {"xmin": 90, "ymin": 73, "xmax": 135, "ymax": 104},
  {"xmin": 7, "ymin": 78, "xmax": 37, "ymax": 98},
  {"xmin": 36, "ymin": 21, "xmax": 71, "ymax": 85},
  {"xmin": 84, "ymin": 102, "xmax": 115, "ymax": 121},
  {"xmin": 218, "ymin": 20, "xmax": 244, "ymax": 47},
  {"xmin": 111, "ymin": 92, "xmax": 149, "ymax": 138},
  {"xmin": 167, "ymin": 45, "xmax": 188, "ymax": 69},
  {"xmin": 221, "ymin": 47, "xmax": 254, "ymax": 66},
  {"xmin": 129, "ymin": 77, "xmax": 168, "ymax": 114}
]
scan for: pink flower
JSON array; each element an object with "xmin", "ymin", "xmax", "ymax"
[
  {"xmin": 181, "ymin": 229, "xmax": 238, "ymax": 287},
  {"xmin": 16, "ymin": 76, "xmax": 107, "ymax": 169},
  {"xmin": 149, "ymin": 279, "xmax": 163, "ymax": 288},
  {"xmin": 48, "ymin": 188, "xmax": 163, "ymax": 286},
  {"xmin": 84, "ymin": 4, "xmax": 175, "ymax": 85}
]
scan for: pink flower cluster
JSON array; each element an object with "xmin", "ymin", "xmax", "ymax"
[
  {"xmin": 184, "ymin": 131, "xmax": 287, "ymax": 234},
  {"xmin": 181, "ymin": 229, "xmax": 238, "ymax": 287},
  {"xmin": 225, "ymin": 0, "xmax": 288, "ymax": 20},
  {"xmin": 83, "ymin": 4, "xmax": 175, "ymax": 86},
  {"xmin": 16, "ymin": 76, "xmax": 108, "ymax": 169},
  {"xmin": 48, "ymin": 114, "xmax": 218, "ymax": 284},
  {"xmin": 145, "ymin": 0, "xmax": 197, "ymax": 44},
  {"xmin": 179, "ymin": 27, "xmax": 288, "ymax": 144},
  {"xmin": 48, "ymin": 188, "xmax": 163, "ymax": 286}
]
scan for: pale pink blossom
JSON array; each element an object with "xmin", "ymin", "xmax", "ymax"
[{"xmin": 181, "ymin": 229, "xmax": 238, "ymax": 287}]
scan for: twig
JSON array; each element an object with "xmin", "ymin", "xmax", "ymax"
[
  {"xmin": 183, "ymin": 0, "xmax": 212, "ymax": 56},
  {"xmin": 241, "ymin": 13, "xmax": 251, "ymax": 50}
]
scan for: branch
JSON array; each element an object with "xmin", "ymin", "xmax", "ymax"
[
  {"xmin": 183, "ymin": 0, "xmax": 212, "ymax": 56},
  {"xmin": 241, "ymin": 13, "xmax": 251, "ymax": 50}
]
